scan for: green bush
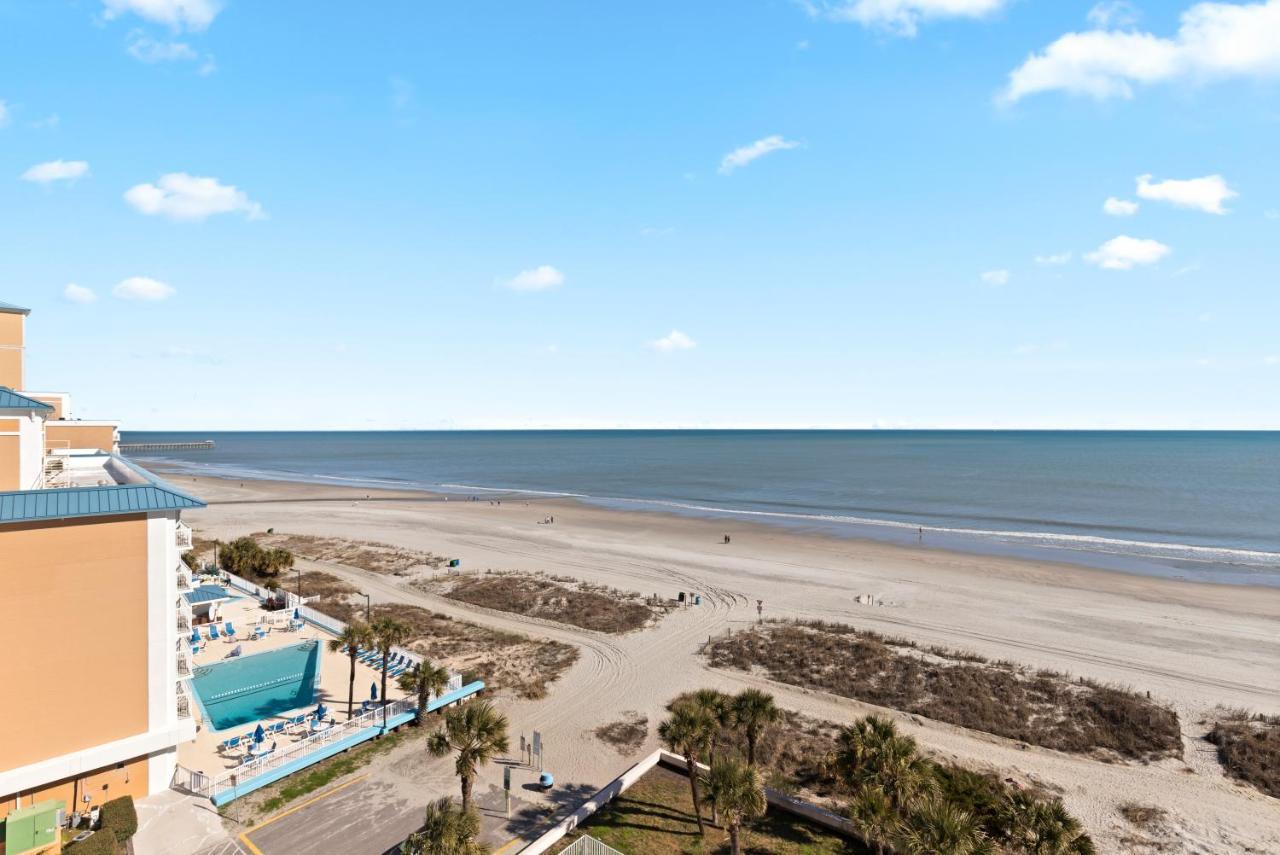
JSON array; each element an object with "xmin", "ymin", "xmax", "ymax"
[
  {"xmin": 98, "ymin": 795, "xmax": 137, "ymax": 844},
  {"xmin": 66, "ymin": 830, "xmax": 120, "ymax": 855}
]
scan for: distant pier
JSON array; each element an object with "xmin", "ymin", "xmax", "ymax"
[{"xmin": 119, "ymin": 440, "xmax": 216, "ymax": 452}]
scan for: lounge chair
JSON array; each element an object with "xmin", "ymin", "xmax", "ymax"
[
  {"xmin": 208, "ymin": 624, "xmax": 220, "ymax": 641},
  {"xmin": 388, "ymin": 664, "xmax": 408, "ymax": 678},
  {"xmin": 357, "ymin": 648, "xmax": 379, "ymax": 664},
  {"xmin": 224, "ymin": 622, "xmax": 236, "ymax": 639},
  {"xmin": 268, "ymin": 721, "xmax": 286, "ymax": 735},
  {"xmin": 220, "ymin": 735, "xmax": 241, "ymax": 751},
  {"xmin": 286, "ymin": 714, "xmax": 307, "ymax": 731}
]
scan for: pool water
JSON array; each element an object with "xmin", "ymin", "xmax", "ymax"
[{"xmin": 191, "ymin": 641, "xmax": 320, "ymax": 731}]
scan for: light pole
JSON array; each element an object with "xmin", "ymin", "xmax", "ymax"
[{"xmin": 360, "ymin": 592, "xmax": 371, "ymax": 623}]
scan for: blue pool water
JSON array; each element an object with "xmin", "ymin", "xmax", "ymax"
[{"xmin": 191, "ymin": 641, "xmax": 320, "ymax": 732}]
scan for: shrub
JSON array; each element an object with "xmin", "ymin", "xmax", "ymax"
[
  {"xmin": 66, "ymin": 830, "xmax": 120, "ymax": 855},
  {"xmin": 1208, "ymin": 713, "xmax": 1280, "ymax": 798},
  {"xmin": 98, "ymin": 795, "xmax": 137, "ymax": 844}
]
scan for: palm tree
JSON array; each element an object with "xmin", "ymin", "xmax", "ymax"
[
  {"xmin": 400, "ymin": 660, "xmax": 452, "ymax": 726},
  {"xmin": 832, "ymin": 716, "xmax": 935, "ymax": 811},
  {"xmin": 371, "ymin": 617, "xmax": 411, "ymax": 726},
  {"xmin": 704, "ymin": 759, "xmax": 767, "ymax": 855},
  {"xmin": 329, "ymin": 620, "xmax": 372, "ymax": 720},
  {"xmin": 400, "ymin": 796, "xmax": 486, "ymax": 855},
  {"xmin": 847, "ymin": 788, "xmax": 898, "ymax": 855},
  {"xmin": 658, "ymin": 700, "xmax": 716, "ymax": 834},
  {"xmin": 898, "ymin": 798, "xmax": 988, "ymax": 855},
  {"xmin": 690, "ymin": 690, "xmax": 734, "ymax": 823},
  {"xmin": 1020, "ymin": 799, "xmax": 1096, "ymax": 855},
  {"xmin": 428, "ymin": 701, "xmax": 510, "ymax": 814},
  {"xmin": 733, "ymin": 689, "xmax": 780, "ymax": 766}
]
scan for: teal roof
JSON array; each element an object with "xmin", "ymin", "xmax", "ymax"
[
  {"xmin": 0, "ymin": 387, "xmax": 53, "ymax": 411},
  {"xmin": 185, "ymin": 585, "xmax": 231, "ymax": 605},
  {"xmin": 0, "ymin": 300, "xmax": 30, "ymax": 315},
  {"xmin": 0, "ymin": 454, "xmax": 205, "ymax": 524}
]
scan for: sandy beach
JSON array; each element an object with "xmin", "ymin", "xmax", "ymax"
[{"xmin": 171, "ymin": 470, "xmax": 1280, "ymax": 854}]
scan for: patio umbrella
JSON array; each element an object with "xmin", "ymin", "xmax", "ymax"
[
  {"xmin": 370, "ymin": 682, "xmax": 378, "ymax": 701},
  {"xmin": 293, "ymin": 608, "xmax": 301, "ymax": 620},
  {"xmin": 253, "ymin": 724, "xmax": 265, "ymax": 744},
  {"xmin": 315, "ymin": 703, "xmax": 328, "ymax": 720}
]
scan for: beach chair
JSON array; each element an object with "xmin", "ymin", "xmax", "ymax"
[
  {"xmin": 208, "ymin": 624, "xmax": 220, "ymax": 641},
  {"xmin": 357, "ymin": 648, "xmax": 379, "ymax": 664},
  {"xmin": 268, "ymin": 721, "xmax": 287, "ymax": 735},
  {"xmin": 220, "ymin": 735, "xmax": 241, "ymax": 752},
  {"xmin": 224, "ymin": 622, "xmax": 237, "ymax": 640},
  {"xmin": 287, "ymin": 714, "xmax": 307, "ymax": 731}
]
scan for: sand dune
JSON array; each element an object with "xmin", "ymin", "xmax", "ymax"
[{"xmin": 175, "ymin": 472, "xmax": 1280, "ymax": 854}]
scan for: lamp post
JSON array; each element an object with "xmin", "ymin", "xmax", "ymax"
[
  {"xmin": 296, "ymin": 564, "xmax": 302, "ymax": 605},
  {"xmin": 360, "ymin": 592, "xmax": 371, "ymax": 623}
]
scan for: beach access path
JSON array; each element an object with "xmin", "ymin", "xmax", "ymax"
[{"xmin": 170, "ymin": 473, "xmax": 1280, "ymax": 855}]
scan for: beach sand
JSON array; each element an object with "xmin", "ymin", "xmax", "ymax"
[{"xmin": 173, "ymin": 471, "xmax": 1280, "ymax": 854}]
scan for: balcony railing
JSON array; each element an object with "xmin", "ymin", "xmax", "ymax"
[
  {"xmin": 177, "ymin": 654, "xmax": 191, "ymax": 677},
  {"xmin": 175, "ymin": 522, "xmax": 194, "ymax": 552},
  {"xmin": 176, "ymin": 685, "xmax": 192, "ymax": 719},
  {"xmin": 177, "ymin": 615, "xmax": 190, "ymax": 631}
]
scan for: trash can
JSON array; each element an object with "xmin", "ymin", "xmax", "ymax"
[{"xmin": 694, "ymin": 595, "xmax": 702, "ymax": 605}]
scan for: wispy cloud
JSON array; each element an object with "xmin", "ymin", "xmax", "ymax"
[
  {"xmin": 1087, "ymin": 1, "xmax": 1140, "ymax": 29},
  {"xmin": 502, "ymin": 265, "xmax": 565, "ymax": 292},
  {"xmin": 798, "ymin": 0, "xmax": 1010, "ymax": 38},
  {"xmin": 1034, "ymin": 252, "xmax": 1072, "ymax": 265},
  {"xmin": 63, "ymin": 283, "xmax": 97, "ymax": 304},
  {"xmin": 980, "ymin": 269, "xmax": 1010, "ymax": 285},
  {"xmin": 1136, "ymin": 173, "xmax": 1237, "ymax": 214},
  {"xmin": 21, "ymin": 160, "xmax": 89, "ymax": 184},
  {"xmin": 1085, "ymin": 235, "xmax": 1171, "ymax": 270},
  {"xmin": 0, "ymin": 101, "xmax": 9, "ymax": 128},
  {"xmin": 102, "ymin": 0, "xmax": 220, "ymax": 32},
  {"xmin": 1103, "ymin": 197, "xmax": 1139, "ymax": 216},
  {"xmin": 650, "ymin": 330, "xmax": 697, "ymax": 352},
  {"xmin": 126, "ymin": 31, "xmax": 215, "ymax": 72},
  {"xmin": 124, "ymin": 173, "xmax": 264, "ymax": 221},
  {"xmin": 1001, "ymin": 0, "xmax": 1280, "ymax": 103},
  {"xmin": 113, "ymin": 276, "xmax": 175, "ymax": 301},
  {"xmin": 719, "ymin": 135, "xmax": 800, "ymax": 175}
]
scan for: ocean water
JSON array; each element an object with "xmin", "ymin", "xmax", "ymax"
[{"xmin": 126, "ymin": 430, "xmax": 1280, "ymax": 586}]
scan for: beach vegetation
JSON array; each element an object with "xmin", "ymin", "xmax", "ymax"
[
  {"xmin": 371, "ymin": 616, "xmax": 411, "ymax": 721},
  {"xmin": 217, "ymin": 536, "xmax": 294, "ymax": 580},
  {"xmin": 427, "ymin": 700, "xmax": 510, "ymax": 814},
  {"xmin": 706, "ymin": 621, "xmax": 1181, "ymax": 761},
  {"xmin": 657, "ymin": 699, "xmax": 717, "ymax": 834},
  {"xmin": 400, "ymin": 796, "xmax": 485, "ymax": 855},
  {"xmin": 1207, "ymin": 710, "xmax": 1280, "ymax": 799},
  {"xmin": 734, "ymin": 688, "xmax": 781, "ymax": 766},
  {"xmin": 594, "ymin": 711, "xmax": 649, "ymax": 754},
  {"xmin": 703, "ymin": 758, "xmax": 768, "ymax": 855},
  {"xmin": 399, "ymin": 659, "xmax": 452, "ymax": 726},
  {"xmin": 253, "ymin": 531, "xmax": 445, "ymax": 575},
  {"xmin": 330, "ymin": 620, "xmax": 372, "ymax": 720},
  {"xmin": 64, "ymin": 830, "xmax": 119, "ymax": 855}
]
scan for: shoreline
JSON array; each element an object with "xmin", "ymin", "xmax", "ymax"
[{"xmin": 148, "ymin": 458, "xmax": 1280, "ymax": 591}]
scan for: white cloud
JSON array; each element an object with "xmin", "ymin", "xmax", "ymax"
[
  {"xmin": 1136, "ymin": 173, "xmax": 1237, "ymax": 214},
  {"xmin": 1035, "ymin": 252, "xmax": 1072, "ymax": 265},
  {"xmin": 503, "ymin": 265, "xmax": 565, "ymax": 292},
  {"xmin": 0, "ymin": 101, "xmax": 9, "ymax": 128},
  {"xmin": 127, "ymin": 33, "xmax": 197, "ymax": 62},
  {"xmin": 1266, "ymin": 209, "xmax": 1280, "ymax": 219},
  {"xmin": 1085, "ymin": 235, "xmax": 1172, "ymax": 269},
  {"xmin": 980, "ymin": 269, "xmax": 1010, "ymax": 285},
  {"xmin": 30, "ymin": 114, "xmax": 60, "ymax": 129},
  {"xmin": 1087, "ymin": 1, "xmax": 1140, "ymax": 28},
  {"xmin": 1103, "ymin": 196, "xmax": 1139, "ymax": 216},
  {"xmin": 1001, "ymin": 0, "xmax": 1280, "ymax": 103},
  {"xmin": 719, "ymin": 135, "xmax": 800, "ymax": 175},
  {"xmin": 799, "ymin": 0, "xmax": 1010, "ymax": 38},
  {"xmin": 102, "ymin": 0, "xmax": 220, "ymax": 31},
  {"xmin": 1265, "ymin": 355, "xmax": 1280, "ymax": 365},
  {"xmin": 113, "ymin": 276, "xmax": 175, "ymax": 301},
  {"xmin": 650, "ymin": 330, "xmax": 697, "ymax": 352},
  {"xmin": 21, "ymin": 160, "xmax": 90, "ymax": 184},
  {"xmin": 124, "ymin": 173, "xmax": 264, "ymax": 221},
  {"xmin": 63, "ymin": 283, "xmax": 97, "ymax": 304}
]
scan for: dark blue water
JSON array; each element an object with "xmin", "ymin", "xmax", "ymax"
[{"xmin": 126, "ymin": 430, "xmax": 1280, "ymax": 586}]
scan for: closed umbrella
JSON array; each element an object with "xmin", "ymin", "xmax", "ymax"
[
  {"xmin": 371, "ymin": 682, "xmax": 378, "ymax": 701},
  {"xmin": 315, "ymin": 703, "xmax": 327, "ymax": 720},
  {"xmin": 253, "ymin": 723, "xmax": 265, "ymax": 744}
]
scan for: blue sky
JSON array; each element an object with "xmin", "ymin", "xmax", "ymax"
[{"xmin": 2, "ymin": 0, "xmax": 1278, "ymax": 430}]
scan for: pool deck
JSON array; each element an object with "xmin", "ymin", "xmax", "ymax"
[{"xmin": 178, "ymin": 596, "xmax": 411, "ymax": 784}]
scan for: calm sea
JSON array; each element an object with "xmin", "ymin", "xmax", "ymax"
[{"xmin": 124, "ymin": 430, "xmax": 1280, "ymax": 587}]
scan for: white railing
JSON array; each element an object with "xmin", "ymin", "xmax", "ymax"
[
  {"xmin": 175, "ymin": 521, "xmax": 194, "ymax": 551},
  {"xmin": 176, "ymin": 684, "xmax": 192, "ymax": 719},
  {"xmin": 560, "ymin": 837, "xmax": 625, "ymax": 855},
  {"xmin": 177, "ymin": 654, "xmax": 191, "ymax": 677},
  {"xmin": 191, "ymin": 698, "xmax": 415, "ymax": 798},
  {"xmin": 177, "ymin": 615, "xmax": 190, "ymax": 631}
]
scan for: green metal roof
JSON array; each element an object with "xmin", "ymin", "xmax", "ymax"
[
  {"xmin": 0, "ymin": 300, "xmax": 31, "ymax": 315},
  {"xmin": 0, "ymin": 387, "xmax": 54, "ymax": 411},
  {"xmin": 0, "ymin": 454, "xmax": 206, "ymax": 524}
]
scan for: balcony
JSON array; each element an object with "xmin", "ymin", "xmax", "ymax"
[
  {"xmin": 175, "ymin": 521, "xmax": 194, "ymax": 552},
  {"xmin": 177, "ymin": 654, "xmax": 191, "ymax": 677},
  {"xmin": 176, "ymin": 685, "xmax": 192, "ymax": 719}
]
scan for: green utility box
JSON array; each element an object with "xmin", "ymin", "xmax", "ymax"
[{"xmin": 2, "ymin": 799, "xmax": 65, "ymax": 854}]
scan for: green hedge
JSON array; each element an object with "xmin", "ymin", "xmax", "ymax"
[
  {"xmin": 99, "ymin": 795, "xmax": 138, "ymax": 844},
  {"xmin": 66, "ymin": 830, "xmax": 120, "ymax": 855}
]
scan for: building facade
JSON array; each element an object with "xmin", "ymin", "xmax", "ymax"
[{"xmin": 0, "ymin": 300, "xmax": 204, "ymax": 824}]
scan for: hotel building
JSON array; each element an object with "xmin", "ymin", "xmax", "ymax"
[{"xmin": 0, "ymin": 300, "xmax": 205, "ymax": 827}]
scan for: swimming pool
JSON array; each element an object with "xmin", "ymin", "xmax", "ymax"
[{"xmin": 191, "ymin": 641, "xmax": 321, "ymax": 731}]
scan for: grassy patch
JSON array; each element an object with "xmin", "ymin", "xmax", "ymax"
[
  {"xmin": 320, "ymin": 602, "xmax": 578, "ymax": 700},
  {"xmin": 595, "ymin": 712, "xmax": 650, "ymax": 755},
  {"xmin": 1207, "ymin": 710, "xmax": 1280, "ymax": 798},
  {"xmin": 250, "ymin": 728, "xmax": 416, "ymax": 817},
  {"xmin": 706, "ymin": 621, "xmax": 1181, "ymax": 761},
  {"xmin": 254, "ymin": 532, "xmax": 445, "ymax": 576},
  {"xmin": 548, "ymin": 766, "xmax": 860, "ymax": 855},
  {"xmin": 1119, "ymin": 803, "xmax": 1166, "ymax": 829},
  {"xmin": 419, "ymin": 571, "xmax": 668, "ymax": 633}
]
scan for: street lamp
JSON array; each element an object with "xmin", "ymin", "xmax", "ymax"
[{"xmin": 360, "ymin": 592, "xmax": 371, "ymax": 623}]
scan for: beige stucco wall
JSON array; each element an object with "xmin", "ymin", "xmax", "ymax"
[
  {"xmin": 0, "ymin": 348, "xmax": 21, "ymax": 392},
  {"xmin": 0, "ymin": 754, "xmax": 149, "ymax": 822},
  {"xmin": 29, "ymin": 396, "xmax": 65, "ymax": 420},
  {"xmin": 0, "ymin": 516, "xmax": 151, "ymax": 771},
  {"xmin": 44, "ymin": 423, "xmax": 118, "ymax": 454},
  {"xmin": 0, "ymin": 433, "xmax": 18, "ymax": 491}
]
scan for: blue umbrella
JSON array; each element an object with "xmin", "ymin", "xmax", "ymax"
[
  {"xmin": 370, "ymin": 682, "xmax": 378, "ymax": 701},
  {"xmin": 315, "ymin": 703, "xmax": 327, "ymax": 720},
  {"xmin": 293, "ymin": 608, "xmax": 301, "ymax": 620},
  {"xmin": 253, "ymin": 724, "xmax": 265, "ymax": 744}
]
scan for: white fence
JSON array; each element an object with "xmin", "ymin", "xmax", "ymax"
[
  {"xmin": 182, "ymin": 698, "xmax": 415, "ymax": 799},
  {"xmin": 559, "ymin": 838, "xmax": 624, "ymax": 855}
]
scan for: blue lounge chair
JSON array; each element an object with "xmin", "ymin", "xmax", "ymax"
[
  {"xmin": 358, "ymin": 648, "xmax": 380, "ymax": 664},
  {"xmin": 388, "ymin": 664, "xmax": 408, "ymax": 678},
  {"xmin": 208, "ymin": 624, "xmax": 220, "ymax": 641},
  {"xmin": 220, "ymin": 735, "xmax": 241, "ymax": 751},
  {"xmin": 268, "ymin": 721, "xmax": 286, "ymax": 735},
  {"xmin": 287, "ymin": 714, "xmax": 307, "ymax": 731},
  {"xmin": 224, "ymin": 622, "xmax": 236, "ymax": 639}
]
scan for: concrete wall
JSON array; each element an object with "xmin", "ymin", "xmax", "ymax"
[
  {"xmin": 0, "ymin": 424, "xmax": 17, "ymax": 490},
  {"xmin": 0, "ymin": 312, "xmax": 23, "ymax": 390},
  {"xmin": 44, "ymin": 423, "xmax": 118, "ymax": 454},
  {"xmin": 0, "ymin": 754, "xmax": 149, "ymax": 821}
]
